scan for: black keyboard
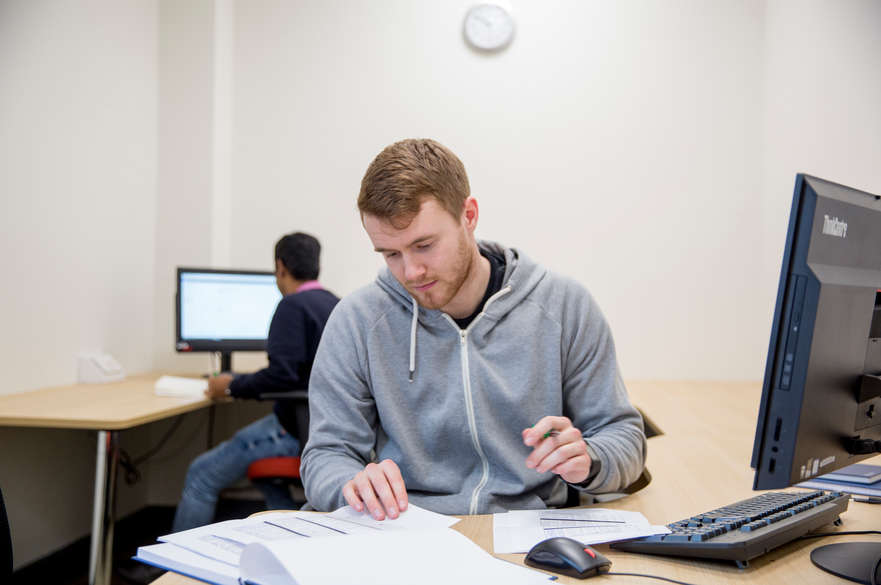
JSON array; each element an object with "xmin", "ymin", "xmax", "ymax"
[{"xmin": 611, "ymin": 490, "xmax": 849, "ymax": 567}]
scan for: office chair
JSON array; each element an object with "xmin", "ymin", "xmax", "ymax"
[
  {"xmin": 244, "ymin": 391, "xmax": 310, "ymax": 509},
  {"xmin": 1, "ymin": 484, "xmax": 12, "ymax": 581}
]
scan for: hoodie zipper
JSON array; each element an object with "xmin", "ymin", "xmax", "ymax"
[{"xmin": 443, "ymin": 286, "xmax": 512, "ymax": 515}]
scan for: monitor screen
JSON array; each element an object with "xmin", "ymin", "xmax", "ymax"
[
  {"xmin": 175, "ymin": 268, "xmax": 281, "ymax": 354},
  {"xmin": 752, "ymin": 174, "xmax": 881, "ymax": 490}
]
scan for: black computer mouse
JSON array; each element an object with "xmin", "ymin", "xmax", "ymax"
[{"xmin": 525, "ymin": 536, "xmax": 612, "ymax": 579}]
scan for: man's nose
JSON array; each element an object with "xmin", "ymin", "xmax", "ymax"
[{"xmin": 402, "ymin": 255, "xmax": 425, "ymax": 282}]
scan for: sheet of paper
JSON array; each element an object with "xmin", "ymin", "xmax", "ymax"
[
  {"xmin": 160, "ymin": 513, "xmax": 311, "ymax": 565},
  {"xmin": 157, "ymin": 505, "xmax": 458, "ymax": 567},
  {"xmin": 159, "ymin": 520, "xmax": 245, "ymax": 565},
  {"xmin": 154, "ymin": 375, "xmax": 208, "ymax": 397},
  {"xmin": 493, "ymin": 507, "xmax": 670, "ymax": 553},
  {"xmin": 327, "ymin": 502, "xmax": 460, "ymax": 530},
  {"xmin": 212, "ymin": 512, "xmax": 314, "ymax": 544},
  {"xmin": 240, "ymin": 529, "xmax": 551, "ymax": 585},
  {"xmin": 264, "ymin": 513, "xmax": 376, "ymax": 537},
  {"xmin": 263, "ymin": 503, "xmax": 458, "ymax": 538}
]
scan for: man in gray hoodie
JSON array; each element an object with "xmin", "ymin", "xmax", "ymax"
[{"xmin": 301, "ymin": 138, "xmax": 646, "ymax": 520}]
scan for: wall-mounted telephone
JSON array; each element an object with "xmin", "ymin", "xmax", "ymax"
[{"xmin": 77, "ymin": 352, "xmax": 126, "ymax": 384}]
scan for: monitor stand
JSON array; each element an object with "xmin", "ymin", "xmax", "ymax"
[
  {"xmin": 203, "ymin": 351, "xmax": 235, "ymax": 377},
  {"xmin": 811, "ymin": 542, "xmax": 881, "ymax": 584},
  {"xmin": 219, "ymin": 351, "xmax": 233, "ymax": 374}
]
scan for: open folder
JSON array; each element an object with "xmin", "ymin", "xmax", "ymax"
[{"xmin": 134, "ymin": 506, "xmax": 552, "ymax": 585}]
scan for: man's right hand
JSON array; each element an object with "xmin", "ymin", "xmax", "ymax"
[{"xmin": 341, "ymin": 459, "xmax": 409, "ymax": 521}]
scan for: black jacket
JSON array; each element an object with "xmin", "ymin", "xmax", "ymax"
[{"xmin": 229, "ymin": 287, "xmax": 339, "ymax": 437}]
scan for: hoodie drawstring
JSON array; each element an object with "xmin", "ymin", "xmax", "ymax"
[{"xmin": 409, "ymin": 296, "xmax": 418, "ymax": 382}]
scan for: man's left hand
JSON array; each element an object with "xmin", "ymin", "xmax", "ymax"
[
  {"xmin": 205, "ymin": 374, "xmax": 234, "ymax": 400},
  {"xmin": 522, "ymin": 416, "xmax": 592, "ymax": 484}
]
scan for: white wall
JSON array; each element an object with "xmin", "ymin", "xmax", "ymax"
[
  {"xmin": 0, "ymin": 0, "xmax": 158, "ymax": 395},
  {"xmin": 230, "ymin": 0, "xmax": 767, "ymax": 380},
  {"xmin": 0, "ymin": 0, "xmax": 159, "ymax": 567},
  {"xmin": 152, "ymin": 0, "xmax": 217, "ymax": 374},
  {"xmin": 761, "ymin": 0, "xmax": 881, "ymax": 303},
  {"xmin": 151, "ymin": 0, "xmax": 272, "ymax": 375},
  {"xmin": 226, "ymin": 0, "xmax": 881, "ymax": 381}
]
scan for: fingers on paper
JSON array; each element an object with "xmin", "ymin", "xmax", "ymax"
[{"xmin": 343, "ymin": 459, "xmax": 408, "ymax": 521}]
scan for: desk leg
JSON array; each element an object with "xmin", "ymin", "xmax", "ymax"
[{"xmin": 88, "ymin": 430, "xmax": 119, "ymax": 585}]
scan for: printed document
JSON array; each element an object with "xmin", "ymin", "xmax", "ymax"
[
  {"xmin": 494, "ymin": 507, "xmax": 670, "ymax": 553},
  {"xmin": 153, "ymin": 505, "xmax": 460, "ymax": 566}
]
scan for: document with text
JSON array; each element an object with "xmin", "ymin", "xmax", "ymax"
[
  {"xmin": 155, "ymin": 505, "xmax": 459, "ymax": 566},
  {"xmin": 493, "ymin": 507, "xmax": 670, "ymax": 553}
]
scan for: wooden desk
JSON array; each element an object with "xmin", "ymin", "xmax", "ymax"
[
  {"xmin": 0, "ymin": 373, "xmax": 211, "ymax": 585},
  {"xmin": 151, "ymin": 380, "xmax": 881, "ymax": 585}
]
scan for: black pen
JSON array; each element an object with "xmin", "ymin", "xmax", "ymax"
[{"xmin": 851, "ymin": 496, "xmax": 881, "ymax": 504}]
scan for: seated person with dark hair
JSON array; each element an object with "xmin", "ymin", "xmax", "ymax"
[{"xmin": 173, "ymin": 232, "xmax": 339, "ymax": 531}]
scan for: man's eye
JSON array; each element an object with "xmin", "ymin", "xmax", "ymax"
[
  {"xmin": 384, "ymin": 252, "xmax": 398, "ymax": 259},
  {"xmin": 417, "ymin": 243, "xmax": 432, "ymax": 250}
]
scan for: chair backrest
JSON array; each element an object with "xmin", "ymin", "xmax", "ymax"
[
  {"xmin": 260, "ymin": 390, "xmax": 310, "ymax": 448},
  {"xmin": 293, "ymin": 399, "xmax": 310, "ymax": 448},
  {"xmin": 1, "ymin": 484, "xmax": 12, "ymax": 580}
]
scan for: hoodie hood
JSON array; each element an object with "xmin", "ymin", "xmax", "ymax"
[{"xmin": 374, "ymin": 240, "xmax": 548, "ymax": 381}]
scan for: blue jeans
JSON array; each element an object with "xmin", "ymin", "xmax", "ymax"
[{"xmin": 172, "ymin": 413, "xmax": 301, "ymax": 532}]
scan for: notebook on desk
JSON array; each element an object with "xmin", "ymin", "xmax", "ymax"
[
  {"xmin": 815, "ymin": 464, "xmax": 881, "ymax": 484},
  {"xmin": 796, "ymin": 463, "xmax": 881, "ymax": 496}
]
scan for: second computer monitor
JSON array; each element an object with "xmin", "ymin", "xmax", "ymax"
[{"xmin": 176, "ymin": 267, "xmax": 282, "ymax": 371}]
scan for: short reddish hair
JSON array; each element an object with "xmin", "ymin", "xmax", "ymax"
[{"xmin": 358, "ymin": 138, "xmax": 470, "ymax": 225}]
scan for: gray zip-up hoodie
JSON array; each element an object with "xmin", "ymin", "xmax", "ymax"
[{"xmin": 301, "ymin": 242, "xmax": 646, "ymax": 514}]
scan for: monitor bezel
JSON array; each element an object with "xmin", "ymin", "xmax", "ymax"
[{"xmin": 175, "ymin": 266, "xmax": 278, "ymax": 354}]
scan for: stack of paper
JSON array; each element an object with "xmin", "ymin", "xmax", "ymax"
[
  {"xmin": 135, "ymin": 505, "xmax": 553, "ymax": 585},
  {"xmin": 154, "ymin": 375, "xmax": 208, "ymax": 398},
  {"xmin": 493, "ymin": 507, "xmax": 670, "ymax": 553}
]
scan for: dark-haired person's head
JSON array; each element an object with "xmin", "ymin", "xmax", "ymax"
[{"xmin": 275, "ymin": 233, "xmax": 321, "ymax": 294}]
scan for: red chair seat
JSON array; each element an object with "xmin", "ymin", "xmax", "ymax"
[{"xmin": 247, "ymin": 456, "xmax": 301, "ymax": 480}]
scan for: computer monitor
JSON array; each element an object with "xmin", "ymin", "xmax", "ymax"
[
  {"xmin": 751, "ymin": 174, "xmax": 881, "ymax": 581},
  {"xmin": 175, "ymin": 267, "xmax": 281, "ymax": 372}
]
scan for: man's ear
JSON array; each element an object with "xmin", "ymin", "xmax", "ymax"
[
  {"xmin": 463, "ymin": 197, "xmax": 479, "ymax": 231},
  {"xmin": 275, "ymin": 258, "xmax": 287, "ymax": 277}
]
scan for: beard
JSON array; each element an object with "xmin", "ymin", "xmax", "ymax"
[{"xmin": 407, "ymin": 231, "xmax": 474, "ymax": 311}]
